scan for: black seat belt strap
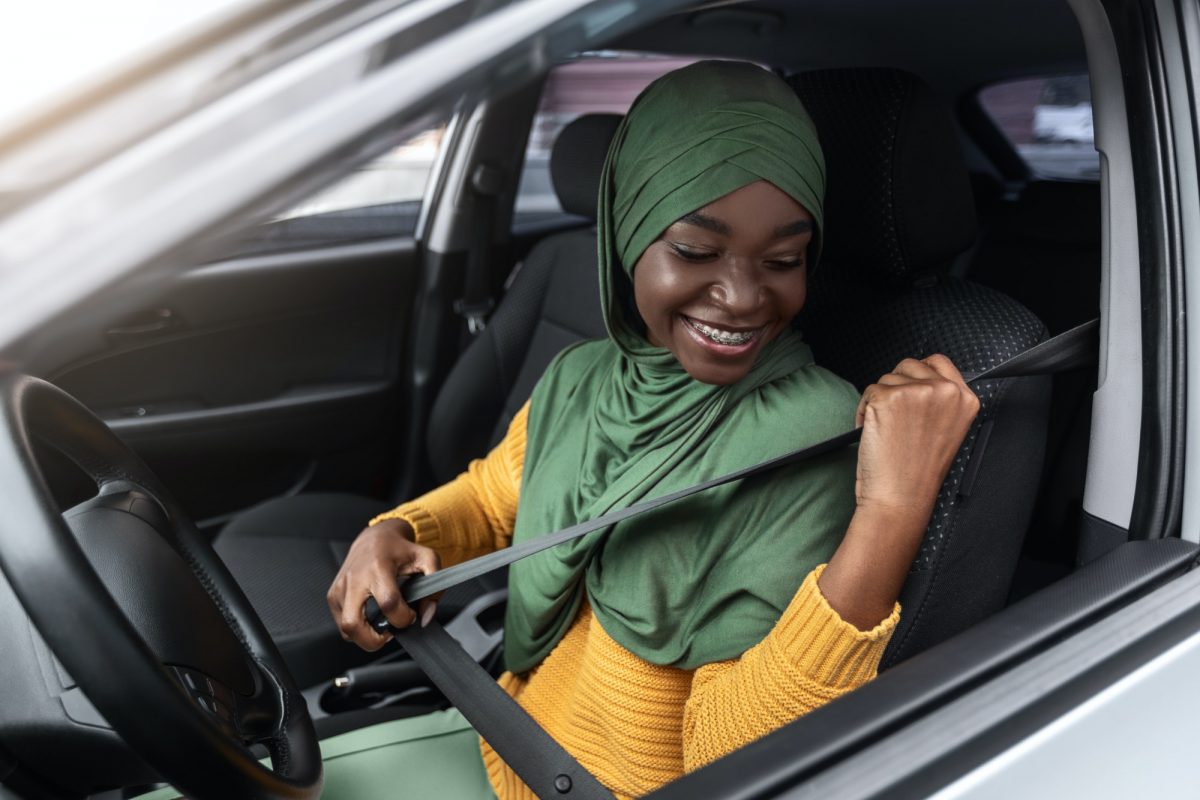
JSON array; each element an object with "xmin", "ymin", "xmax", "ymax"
[
  {"xmin": 961, "ymin": 316, "xmax": 1098, "ymax": 382},
  {"xmin": 454, "ymin": 162, "xmax": 504, "ymax": 334},
  {"xmin": 395, "ymin": 622, "xmax": 614, "ymax": 799},
  {"xmin": 395, "ymin": 318, "xmax": 1100, "ymax": 605},
  {"xmin": 402, "ymin": 428, "xmax": 863, "ymax": 603}
]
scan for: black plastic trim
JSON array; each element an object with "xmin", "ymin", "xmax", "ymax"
[
  {"xmin": 1077, "ymin": 507, "xmax": 1133, "ymax": 564},
  {"xmin": 102, "ymin": 381, "xmax": 389, "ymax": 437},
  {"xmin": 648, "ymin": 538, "xmax": 1197, "ymax": 800},
  {"xmin": 392, "ymin": 248, "xmax": 470, "ymax": 501}
]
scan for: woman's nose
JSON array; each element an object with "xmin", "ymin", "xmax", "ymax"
[{"xmin": 709, "ymin": 262, "xmax": 762, "ymax": 314}]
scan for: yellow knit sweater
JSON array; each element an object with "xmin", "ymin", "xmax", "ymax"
[{"xmin": 370, "ymin": 402, "xmax": 899, "ymax": 799}]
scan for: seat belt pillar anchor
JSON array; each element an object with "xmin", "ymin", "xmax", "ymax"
[
  {"xmin": 454, "ymin": 297, "xmax": 495, "ymax": 334},
  {"xmin": 472, "ymin": 162, "xmax": 505, "ymax": 196}
]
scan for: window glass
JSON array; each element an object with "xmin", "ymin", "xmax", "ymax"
[
  {"xmin": 279, "ymin": 124, "xmax": 447, "ymax": 220},
  {"xmin": 978, "ymin": 74, "xmax": 1099, "ymax": 181},
  {"xmin": 514, "ymin": 52, "xmax": 700, "ymax": 222},
  {"xmin": 220, "ymin": 123, "xmax": 447, "ymax": 258}
]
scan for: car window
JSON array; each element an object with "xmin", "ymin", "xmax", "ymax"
[
  {"xmin": 280, "ymin": 125, "xmax": 446, "ymax": 220},
  {"xmin": 223, "ymin": 122, "xmax": 447, "ymax": 258},
  {"xmin": 512, "ymin": 52, "xmax": 700, "ymax": 227},
  {"xmin": 978, "ymin": 73, "xmax": 1099, "ymax": 181}
]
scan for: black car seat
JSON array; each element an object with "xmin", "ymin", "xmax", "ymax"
[
  {"xmin": 213, "ymin": 114, "xmax": 620, "ymax": 687},
  {"xmin": 787, "ymin": 68, "xmax": 1052, "ymax": 665}
]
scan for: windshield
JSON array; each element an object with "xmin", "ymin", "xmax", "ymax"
[
  {"xmin": 0, "ymin": 0, "xmax": 254, "ymax": 131},
  {"xmin": 0, "ymin": 0, "xmax": 677, "ymax": 351}
]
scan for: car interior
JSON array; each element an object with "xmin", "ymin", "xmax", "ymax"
[{"xmin": 0, "ymin": 0, "xmax": 1190, "ymax": 796}]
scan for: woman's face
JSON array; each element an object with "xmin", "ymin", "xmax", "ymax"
[{"xmin": 632, "ymin": 180, "xmax": 813, "ymax": 386}]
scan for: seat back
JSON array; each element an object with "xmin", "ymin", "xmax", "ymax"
[{"xmin": 789, "ymin": 68, "xmax": 1052, "ymax": 667}]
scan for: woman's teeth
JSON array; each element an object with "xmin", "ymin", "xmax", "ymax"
[{"xmin": 687, "ymin": 317, "xmax": 758, "ymax": 345}]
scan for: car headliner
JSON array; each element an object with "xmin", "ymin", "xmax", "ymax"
[{"xmin": 619, "ymin": 0, "xmax": 1087, "ymax": 99}]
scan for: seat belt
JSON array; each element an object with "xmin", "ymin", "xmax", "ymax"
[
  {"xmin": 393, "ymin": 317, "xmax": 1100, "ymax": 603},
  {"xmin": 373, "ymin": 317, "xmax": 1099, "ymax": 798},
  {"xmin": 454, "ymin": 163, "xmax": 504, "ymax": 335},
  {"xmin": 395, "ymin": 623, "xmax": 614, "ymax": 799}
]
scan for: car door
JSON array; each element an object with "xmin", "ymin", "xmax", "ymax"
[{"xmin": 14, "ymin": 122, "xmax": 448, "ymax": 531}]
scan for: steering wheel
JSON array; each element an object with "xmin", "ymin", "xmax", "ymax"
[{"xmin": 0, "ymin": 373, "xmax": 322, "ymax": 799}]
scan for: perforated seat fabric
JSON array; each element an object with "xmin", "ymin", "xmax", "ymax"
[
  {"xmin": 789, "ymin": 68, "xmax": 1052, "ymax": 665},
  {"xmin": 214, "ymin": 114, "xmax": 618, "ymax": 684}
]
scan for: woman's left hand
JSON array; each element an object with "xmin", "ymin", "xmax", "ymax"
[
  {"xmin": 818, "ymin": 354, "xmax": 980, "ymax": 631},
  {"xmin": 853, "ymin": 354, "xmax": 980, "ymax": 523}
]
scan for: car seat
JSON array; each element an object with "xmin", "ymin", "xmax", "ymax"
[{"xmin": 787, "ymin": 68, "xmax": 1052, "ymax": 665}]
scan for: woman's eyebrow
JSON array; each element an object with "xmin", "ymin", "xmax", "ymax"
[
  {"xmin": 774, "ymin": 219, "xmax": 813, "ymax": 238},
  {"xmin": 678, "ymin": 212, "xmax": 731, "ymax": 235}
]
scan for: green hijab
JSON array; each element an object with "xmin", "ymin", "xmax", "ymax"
[{"xmin": 504, "ymin": 61, "xmax": 860, "ymax": 673}]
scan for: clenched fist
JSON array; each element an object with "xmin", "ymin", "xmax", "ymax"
[
  {"xmin": 819, "ymin": 354, "xmax": 980, "ymax": 631},
  {"xmin": 854, "ymin": 354, "xmax": 980, "ymax": 520},
  {"xmin": 326, "ymin": 518, "xmax": 441, "ymax": 651}
]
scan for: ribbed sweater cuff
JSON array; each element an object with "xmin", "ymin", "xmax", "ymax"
[
  {"xmin": 368, "ymin": 503, "xmax": 443, "ymax": 548},
  {"xmin": 771, "ymin": 564, "xmax": 900, "ymax": 690}
]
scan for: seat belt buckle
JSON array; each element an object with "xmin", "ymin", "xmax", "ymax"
[{"xmin": 454, "ymin": 297, "xmax": 495, "ymax": 334}]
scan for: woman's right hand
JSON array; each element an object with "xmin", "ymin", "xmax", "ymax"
[{"xmin": 326, "ymin": 518, "xmax": 441, "ymax": 651}]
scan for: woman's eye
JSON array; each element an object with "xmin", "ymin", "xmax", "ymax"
[
  {"xmin": 766, "ymin": 258, "xmax": 804, "ymax": 270},
  {"xmin": 668, "ymin": 243, "xmax": 717, "ymax": 262}
]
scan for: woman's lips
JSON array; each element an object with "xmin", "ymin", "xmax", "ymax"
[{"xmin": 679, "ymin": 314, "xmax": 766, "ymax": 355}]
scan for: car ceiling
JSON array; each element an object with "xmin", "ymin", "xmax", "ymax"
[{"xmin": 616, "ymin": 0, "xmax": 1088, "ymax": 100}]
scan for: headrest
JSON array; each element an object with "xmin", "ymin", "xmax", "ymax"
[
  {"xmin": 787, "ymin": 69, "xmax": 977, "ymax": 282},
  {"xmin": 550, "ymin": 113, "xmax": 623, "ymax": 219}
]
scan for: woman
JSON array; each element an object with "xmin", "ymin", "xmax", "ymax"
[{"xmin": 323, "ymin": 60, "xmax": 979, "ymax": 799}]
